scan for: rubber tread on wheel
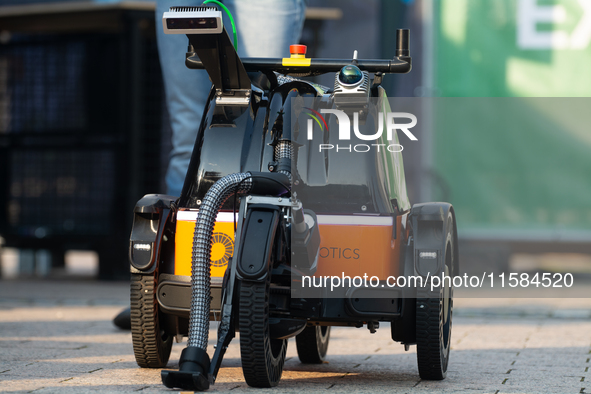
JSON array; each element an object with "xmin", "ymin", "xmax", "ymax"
[
  {"xmin": 416, "ymin": 295, "xmax": 448, "ymax": 379},
  {"xmin": 131, "ymin": 273, "xmax": 173, "ymax": 368},
  {"xmin": 239, "ymin": 279, "xmax": 287, "ymax": 387},
  {"xmin": 415, "ymin": 211, "xmax": 455, "ymax": 380}
]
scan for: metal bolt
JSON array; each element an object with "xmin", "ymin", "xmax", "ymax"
[
  {"xmin": 196, "ymin": 200, "xmax": 202, "ymax": 205},
  {"xmin": 294, "ymin": 180, "xmax": 300, "ymax": 186},
  {"xmin": 278, "ymin": 197, "xmax": 283, "ymax": 202},
  {"xmin": 361, "ymin": 205, "xmax": 367, "ymax": 211},
  {"xmin": 247, "ymin": 196, "xmax": 252, "ymax": 200},
  {"xmin": 268, "ymin": 165, "xmax": 275, "ymax": 171}
]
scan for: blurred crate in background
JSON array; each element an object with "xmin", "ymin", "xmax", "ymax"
[{"xmin": 0, "ymin": 3, "xmax": 165, "ymax": 279}]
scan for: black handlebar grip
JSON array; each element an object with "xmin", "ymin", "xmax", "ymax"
[{"xmin": 396, "ymin": 29, "xmax": 410, "ymax": 57}]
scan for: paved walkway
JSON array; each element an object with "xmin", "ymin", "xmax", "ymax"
[{"xmin": 0, "ymin": 279, "xmax": 590, "ymax": 393}]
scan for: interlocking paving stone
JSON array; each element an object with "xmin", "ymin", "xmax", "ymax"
[{"xmin": 0, "ymin": 279, "xmax": 590, "ymax": 393}]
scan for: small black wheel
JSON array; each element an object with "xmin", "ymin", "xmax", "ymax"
[
  {"xmin": 238, "ymin": 278, "xmax": 287, "ymax": 387},
  {"xmin": 296, "ymin": 325, "xmax": 331, "ymax": 364},
  {"xmin": 130, "ymin": 273, "xmax": 173, "ymax": 368},
  {"xmin": 416, "ymin": 211, "xmax": 455, "ymax": 380}
]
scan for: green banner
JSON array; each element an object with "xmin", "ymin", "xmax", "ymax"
[
  {"xmin": 432, "ymin": 1, "xmax": 591, "ymax": 239},
  {"xmin": 432, "ymin": 98, "xmax": 591, "ymax": 237},
  {"xmin": 435, "ymin": 0, "xmax": 591, "ymax": 97}
]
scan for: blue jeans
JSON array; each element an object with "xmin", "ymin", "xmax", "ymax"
[{"xmin": 156, "ymin": 0, "xmax": 307, "ymax": 196}]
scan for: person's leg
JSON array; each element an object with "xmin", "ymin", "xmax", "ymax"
[
  {"xmin": 156, "ymin": 0, "xmax": 212, "ymax": 197},
  {"xmin": 224, "ymin": 0, "xmax": 307, "ymax": 58},
  {"xmin": 158, "ymin": 0, "xmax": 306, "ymax": 197}
]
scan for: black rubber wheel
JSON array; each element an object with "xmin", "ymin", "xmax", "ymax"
[
  {"xmin": 238, "ymin": 278, "xmax": 287, "ymax": 387},
  {"xmin": 416, "ymin": 211, "xmax": 455, "ymax": 380},
  {"xmin": 296, "ymin": 326, "xmax": 331, "ymax": 364},
  {"xmin": 130, "ymin": 273, "xmax": 173, "ymax": 368}
]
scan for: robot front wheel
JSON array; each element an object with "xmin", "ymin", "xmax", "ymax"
[{"xmin": 130, "ymin": 273, "xmax": 173, "ymax": 368}]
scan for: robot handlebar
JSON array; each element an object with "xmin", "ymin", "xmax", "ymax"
[
  {"xmin": 164, "ymin": 6, "xmax": 411, "ymax": 83},
  {"xmin": 184, "ymin": 54, "xmax": 412, "ymax": 75}
]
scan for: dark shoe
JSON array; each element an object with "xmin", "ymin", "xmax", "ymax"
[{"xmin": 113, "ymin": 306, "xmax": 131, "ymax": 330}]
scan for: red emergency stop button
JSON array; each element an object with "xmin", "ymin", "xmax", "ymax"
[{"xmin": 290, "ymin": 44, "xmax": 307, "ymax": 58}]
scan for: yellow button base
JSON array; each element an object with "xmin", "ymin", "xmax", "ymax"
[{"xmin": 282, "ymin": 57, "xmax": 311, "ymax": 67}]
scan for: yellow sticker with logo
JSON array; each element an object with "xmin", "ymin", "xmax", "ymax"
[{"xmin": 175, "ymin": 216, "xmax": 234, "ymax": 278}]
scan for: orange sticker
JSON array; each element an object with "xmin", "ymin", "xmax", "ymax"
[
  {"xmin": 175, "ymin": 212, "xmax": 406, "ymax": 281},
  {"xmin": 175, "ymin": 212, "xmax": 235, "ymax": 278}
]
